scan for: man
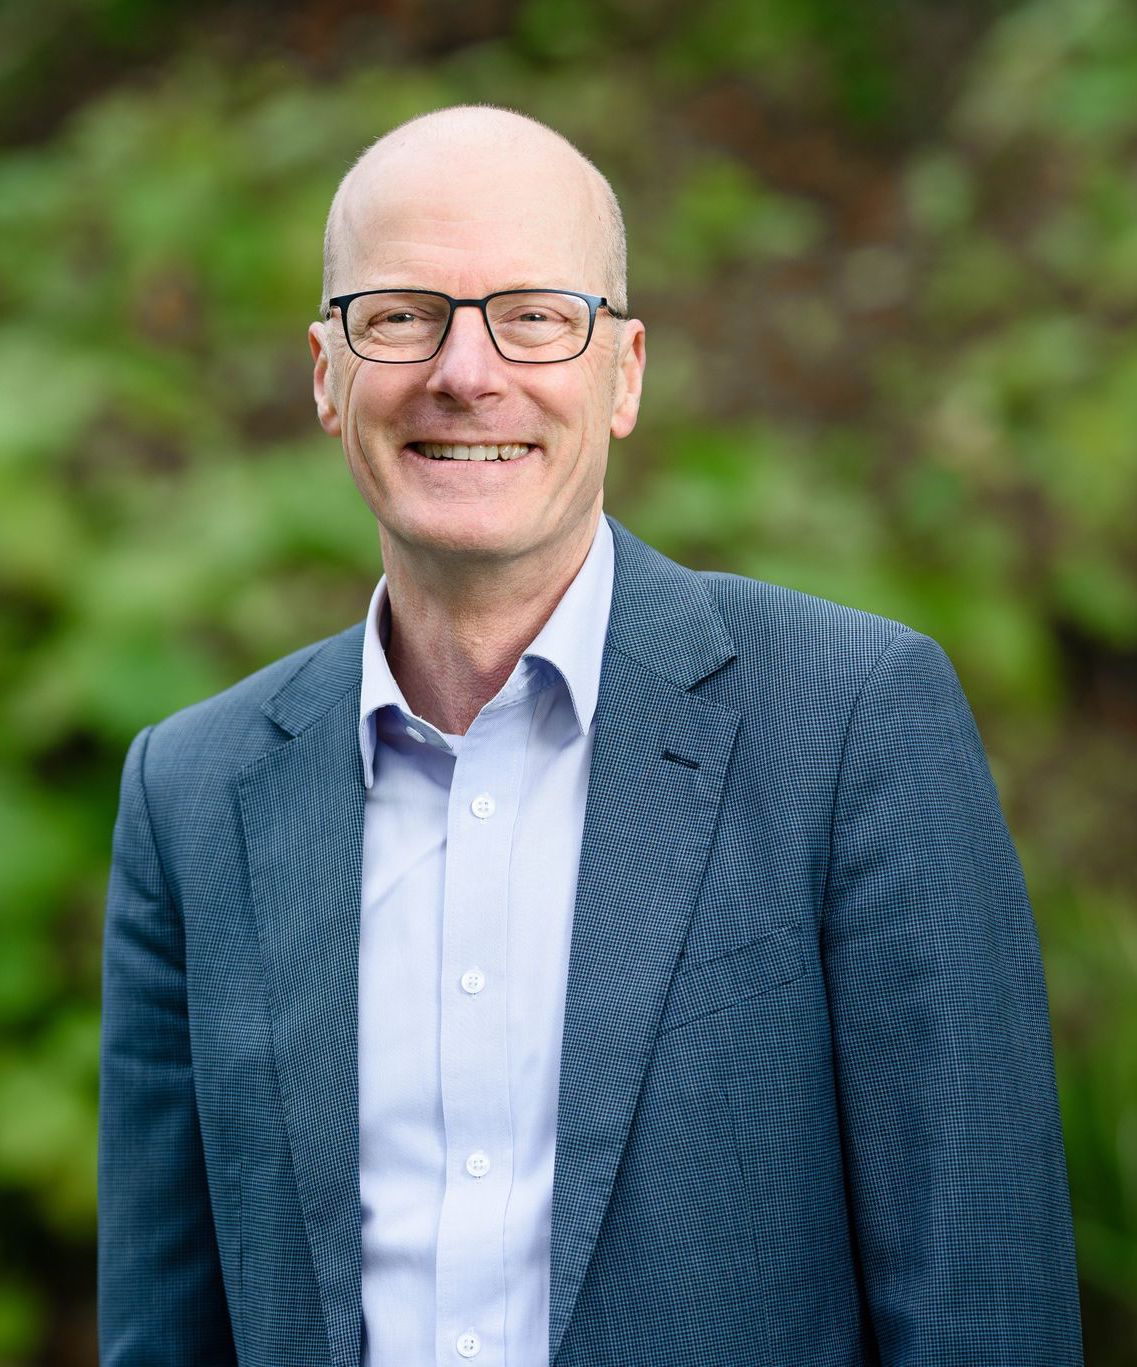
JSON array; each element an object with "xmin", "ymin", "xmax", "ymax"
[{"xmin": 98, "ymin": 106, "xmax": 1083, "ymax": 1366}]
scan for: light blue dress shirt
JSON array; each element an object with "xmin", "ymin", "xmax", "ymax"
[{"xmin": 357, "ymin": 516, "xmax": 614, "ymax": 1367}]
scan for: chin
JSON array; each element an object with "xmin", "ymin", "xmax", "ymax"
[{"xmin": 401, "ymin": 507, "xmax": 537, "ymax": 561}]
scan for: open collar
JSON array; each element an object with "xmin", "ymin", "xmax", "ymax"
[{"xmin": 355, "ymin": 515, "xmax": 614, "ymax": 785}]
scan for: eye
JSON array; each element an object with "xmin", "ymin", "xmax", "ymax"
[{"xmin": 500, "ymin": 306, "xmax": 569, "ymax": 327}]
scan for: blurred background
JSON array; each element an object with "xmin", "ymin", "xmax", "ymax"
[{"xmin": 1, "ymin": 0, "xmax": 1135, "ymax": 1362}]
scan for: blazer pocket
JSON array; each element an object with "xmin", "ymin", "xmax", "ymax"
[{"xmin": 659, "ymin": 922, "xmax": 806, "ymax": 1033}]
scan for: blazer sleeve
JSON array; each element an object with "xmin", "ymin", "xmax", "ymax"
[
  {"xmin": 98, "ymin": 726, "xmax": 239, "ymax": 1366},
  {"xmin": 820, "ymin": 630, "xmax": 1083, "ymax": 1365}
]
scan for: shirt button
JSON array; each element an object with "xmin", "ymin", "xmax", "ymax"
[
  {"xmin": 470, "ymin": 792, "xmax": 495, "ymax": 820},
  {"xmin": 465, "ymin": 1150, "xmax": 491, "ymax": 1178},
  {"xmin": 460, "ymin": 968, "xmax": 486, "ymax": 995},
  {"xmin": 456, "ymin": 1329, "xmax": 481, "ymax": 1358},
  {"xmin": 404, "ymin": 724, "xmax": 426, "ymax": 743}
]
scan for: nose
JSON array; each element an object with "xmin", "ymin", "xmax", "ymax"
[{"xmin": 424, "ymin": 303, "xmax": 508, "ymax": 405}]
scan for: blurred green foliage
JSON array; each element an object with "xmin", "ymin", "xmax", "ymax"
[{"xmin": 1, "ymin": 0, "xmax": 1135, "ymax": 1361}]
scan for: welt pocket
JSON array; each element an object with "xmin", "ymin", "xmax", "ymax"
[{"xmin": 658, "ymin": 922, "xmax": 806, "ymax": 1033}]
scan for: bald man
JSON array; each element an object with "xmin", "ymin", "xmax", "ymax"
[{"xmin": 99, "ymin": 107, "xmax": 1083, "ymax": 1367}]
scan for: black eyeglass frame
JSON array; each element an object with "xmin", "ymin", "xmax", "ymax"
[{"xmin": 324, "ymin": 288, "xmax": 627, "ymax": 365}]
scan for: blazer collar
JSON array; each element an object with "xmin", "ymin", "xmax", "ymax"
[
  {"xmin": 259, "ymin": 622, "xmax": 365, "ymax": 740},
  {"xmin": 257, "ymin": 515, "xmax": 736, "ymax": 743},
  {"xmin": 605, "ymin": 515, "xmax": 736, "ymax": 687}
]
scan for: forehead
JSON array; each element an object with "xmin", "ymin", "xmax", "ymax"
[{"xmin": 340, "ymin": 136, "xmax": 605, "ymax": 292}]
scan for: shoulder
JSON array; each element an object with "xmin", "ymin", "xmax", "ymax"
[
  {"xmin": 697, "ymin": 568, "xmax": 960, "ymax": 719},
  {"xmin": 608, "ymin": 514, "xmax": 917, "ymax": 667},
  {"xmin": 697, "ymin": 569, "xmax": 911, "ymax": 662},
  {"xmin": 135, "ymin": 621, "xmax": 364, "ymax": 788},
  {"xmin": 606, "ymin": 517, "xmax": 953, "ymax": 707}
]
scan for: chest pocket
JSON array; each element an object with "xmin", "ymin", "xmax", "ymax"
[{"xmin": 659, "ymin": 921, "xmax": 806, "ymax": 1034}]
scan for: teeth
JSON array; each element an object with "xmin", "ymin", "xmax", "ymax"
[{"xmin": 418, "ymin": 443, "xmax": 529, "ymax": 461}]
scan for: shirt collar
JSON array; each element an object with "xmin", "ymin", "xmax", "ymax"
[{"xmin": 358, "ymin": 514, "xmax": 614, "ymax": 787}]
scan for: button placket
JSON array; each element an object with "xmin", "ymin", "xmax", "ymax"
[{"xmin": 435, "ymin": 704, "xmax": 530, "ymax": 1365}]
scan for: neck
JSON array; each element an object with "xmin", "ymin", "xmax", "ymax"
[{"xmin": 378, "ymin": 510, "xmax": 602, "ymax": 735}]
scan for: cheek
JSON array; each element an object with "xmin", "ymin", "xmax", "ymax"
[
  {"xmin": 341, "ymin": 407, "xmax": 393, "ymax": 501},
  {"xmin": 343, "ymin": 378, "xmax": 409, "ymax": 455},
  {"xmin": 548, "ymin": 368, "xmax": 615, "ymax": 445}
]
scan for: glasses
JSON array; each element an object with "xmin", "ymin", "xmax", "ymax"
[{"xmin": 324, "ymin": 288, "xmax": 625, "ymax": 364}]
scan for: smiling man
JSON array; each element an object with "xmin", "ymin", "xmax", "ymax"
[
  {"xmin": 99, "ymin": 107, "xmax": 1083, "ymax": 1367},
  {"xmin": 308, "ymin": 110, "xmax": 644, "ymax": 736}
]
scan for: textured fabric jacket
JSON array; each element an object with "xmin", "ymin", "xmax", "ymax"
[{"xmin": 98, "ymin": 517, "xmax": 1083, "ymax": 1366}]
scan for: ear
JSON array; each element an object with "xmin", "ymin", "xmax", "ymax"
[
  {"xmin": 308, "ymin": 322, "xmax": 342, "ymax": 436},
  {"xmin": 610, "ymin": 320, "xmax": 646, "ymax": 441}
]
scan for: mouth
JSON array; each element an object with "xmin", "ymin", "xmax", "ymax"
[{"xmin": 407, "ymin": 441, "xmax": 533, "ymax": 462}]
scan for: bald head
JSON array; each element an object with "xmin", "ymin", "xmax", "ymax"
[{"xmin": 320, "ymin": 106, "xmax": 627, "ymax": 317}]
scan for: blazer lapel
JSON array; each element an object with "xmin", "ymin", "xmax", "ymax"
[
  {"xmin": 237, "ymin": 628, "xmax": 365, "ymax": 1367},
  {"xmin": 549, "ymin": 521, "xmax": 741, "ymax": 1361}
]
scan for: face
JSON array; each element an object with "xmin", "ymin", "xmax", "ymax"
[{"xmin": 308, "ymin": 137, "xmax": 645, "ymax": 573}]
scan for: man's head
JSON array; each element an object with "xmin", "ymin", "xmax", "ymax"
[{"xmin": 308, "ymin": 105, "xmax": 645, "ymax": 573}]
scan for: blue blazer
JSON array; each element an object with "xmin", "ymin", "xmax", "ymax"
[{"xmin": 99, "ymin": 517, "xmax": 1083, "ymax": 1366}]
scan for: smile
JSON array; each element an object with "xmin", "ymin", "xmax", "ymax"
[{"xmin": 410, "ymin": 442, "xmax": 531, "ymax": 461}]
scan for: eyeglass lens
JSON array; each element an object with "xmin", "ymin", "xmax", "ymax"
[{"xmin": 342, "ymin": 291, "xmax": 592, "ymax": 362}]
